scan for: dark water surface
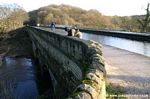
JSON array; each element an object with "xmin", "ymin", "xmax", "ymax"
[
  {"xmin": 83, "ymin": 33, "xmax": 150, "ymax": 57},
  {"xmin": 0, "ymin": 57, "xmax": 38, "ymax": 99}
]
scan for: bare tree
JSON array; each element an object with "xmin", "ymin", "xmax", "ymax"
[
  {"xmin": 138, "ymin": 3, "xmax": 150, "ymax": 32},
  {"xmin": 0, "ymin": 4, "xmax": 28, "ymax": 35}
]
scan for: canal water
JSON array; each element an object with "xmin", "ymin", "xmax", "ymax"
[{"xmin": 83, "ymin": 32, "xmax": 150, "ymax": 57}]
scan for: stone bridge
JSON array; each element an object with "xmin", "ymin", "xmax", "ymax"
[{"xmin": 26, "ymin": 26, "xmax": 106, "ymax": 99}]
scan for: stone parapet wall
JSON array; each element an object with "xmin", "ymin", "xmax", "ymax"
[{"xmin": 26, "ymin": 26, "xmax": 106, "ymax": 99}]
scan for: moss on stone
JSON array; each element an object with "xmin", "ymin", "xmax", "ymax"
[
  {"xmin": 82, "ymin": 79, "xmax": 93, "ymax": 85},
  {"xmin": 81, "ymin": 79, "xmax": 99, "ymax": 90}
]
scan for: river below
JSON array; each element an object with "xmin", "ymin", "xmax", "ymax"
[{"xmin": 0, "ymin": 57, "xmax": 38, "ymax": 99}]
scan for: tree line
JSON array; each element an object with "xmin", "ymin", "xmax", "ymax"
[
  {"xmin": 0, "ymin": 3, "xmax": 150, "ymax": 36},
  {"xmin": 28, "ymin": 4, "xmax": 150, "ymax": 32}
]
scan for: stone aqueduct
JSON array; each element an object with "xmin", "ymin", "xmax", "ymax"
[{"xmin": 26, "ymin": 26, "xmax": 106, "ymax": 99}]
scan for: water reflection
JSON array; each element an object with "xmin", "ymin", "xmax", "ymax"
[
  {"xmin": 0, "ymin": 57, "xmax": 38, "ymax": 99},
  {"xmin": 83, "ymin": 33, "xmax": 150, "ymax": 57}
]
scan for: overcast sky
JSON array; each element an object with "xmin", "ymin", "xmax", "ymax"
[{"xmin": 0, "ymin": 0, "xmax": 149, "ymax": 16}]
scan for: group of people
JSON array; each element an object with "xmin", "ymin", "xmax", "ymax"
[
  {"xmin": 49, "ymin": 22, "xmax": 82, "ymax": 39},
  {"xmin": 65, "ymin": 26, "xmax": 82, "ymax": 39}
]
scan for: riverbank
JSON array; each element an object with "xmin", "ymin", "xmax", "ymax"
[{"xmin": 0, "ymin": 27, "xmax": 33, "ymax": 58}]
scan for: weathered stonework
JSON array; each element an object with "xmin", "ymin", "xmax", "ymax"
[{"xmin": 26, "ymin": 26, "xmax": 106, "ymax": 99}]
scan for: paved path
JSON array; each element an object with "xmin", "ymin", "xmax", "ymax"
[{"xmin": 102, "ymin": 45, "xmax": 150, "ymax": 96}]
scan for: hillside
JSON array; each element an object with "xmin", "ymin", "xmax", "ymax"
[
  {"xmin": 28, "ymin": 4, "xmax": 113, "ymax": 29},
  {"xmin": 28, "ymin": 4, "xmax": 148, "ymax": 32}
]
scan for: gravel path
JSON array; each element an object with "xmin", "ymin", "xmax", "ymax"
[{"xmin": 102, "ymin": 45, "xmax": 150, "ymax": 98}]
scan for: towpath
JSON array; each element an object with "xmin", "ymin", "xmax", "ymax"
[{"xmin": 102, "ymin": 45, "xmax": 150, "ymax": 98}]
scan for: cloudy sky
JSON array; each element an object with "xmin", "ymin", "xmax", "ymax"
[{"xmin": 0, "ymin": 0, "xmax": 149, "ymax": 16}]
